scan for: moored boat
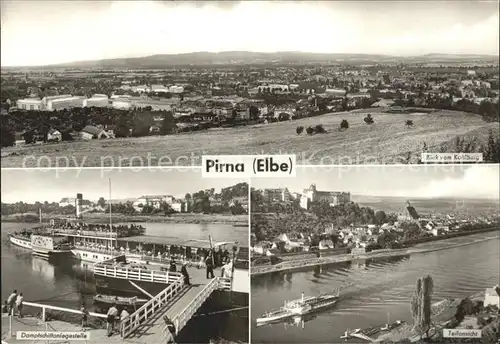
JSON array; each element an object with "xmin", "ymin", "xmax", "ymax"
[
  {"xmin": 93, "ymin": 294, "xmax": 148, "ymax": 311},
  {"xmin": 340, "ymin": 320, "xmax": 405, "ymax": 341},
  {"xmin": 9, "ymin": 233, "xmax": 33, "ymax": 249},
  {"xmin": 256, "ymin": 291, "xmax": 340, "ymax": 326},
  {"xmin": 31, "ymin": 234, "xmax": 72, "ymax": 260}
]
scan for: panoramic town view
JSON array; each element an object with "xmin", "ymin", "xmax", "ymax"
[
  {"xmin": 1, "ymin": 1, "xmax": 499, "ymax": 167},
  {"xmin": 250, "ymin": 165, "xmax": 500, "ymax": 343},
  {"xmin": 1, "ymin": 169, "xmax": 249, "ymax": 344}
]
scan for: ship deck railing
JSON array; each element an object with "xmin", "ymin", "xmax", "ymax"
[
  {"xmin": 52, "ymin": 228, "xmax": 119, "ymax": 238},
  {"xmin": 93, "ymin": 262, "xmax": 184, "ymax": 284},
  {"xmin": 72, "ymin": 245, "xmax": 208, "ymax": 267},
  {"xmin": 72, "ymin": 245, "xmax": 120, "ymax": 255}
]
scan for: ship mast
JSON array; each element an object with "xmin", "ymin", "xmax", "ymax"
[{"xmin": 108, "ymin": 178, "xmax": 114, "ymax": 249}]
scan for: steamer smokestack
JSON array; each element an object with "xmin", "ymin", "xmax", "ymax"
[{"xmin": 76, "ymin": 193, "xmax": 83, "ymax": 219}]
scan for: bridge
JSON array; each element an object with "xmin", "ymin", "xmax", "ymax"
[{"xmin": 2, "ymin": 260, "xmax": 232, "ymax": 344}]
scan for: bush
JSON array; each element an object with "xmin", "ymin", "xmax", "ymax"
[
  {"xmin": 340, "ymin": 119, "xmax": 349, "ymax": 130},
  {"xmin": 405, "ymin": 120, "xmax": 414, "ymax": 127},
  {"xmin": 296, "ymin": 126, "xmax": 304, "ymax": 135},
  {"xmin": 314, "ymin": 124, "xmax": 326, "ymax": 134},
  {"xmin": 306, "ymin": 126, "xmax": 315, "ymax": 135},
  {"xmin": 364, "ymin": 114, "xmax": 374, "ymax": 124}
]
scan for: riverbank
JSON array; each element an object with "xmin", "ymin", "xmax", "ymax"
[
  {"xmin": 251, "ymin": 231, "xmax": 499, "ymax": 276},
  {"xmin": 1, "ymin": 212, "xmax": 248, "ymax": 225},
  {"xmin": 374, "ymin": 292, "xmax": 499, "ymax": 343}
]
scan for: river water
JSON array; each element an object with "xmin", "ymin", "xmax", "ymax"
[
  {"xmin": 1, "ymin": 221, "xmax": 248, "ymax": 343},
  {"xmin": 124, "ymin": 221, "xmax": 249, "ymax": 245},
  {"xmin": 251, "ymin": 232, "xmax": 500, "ymax": 343}
]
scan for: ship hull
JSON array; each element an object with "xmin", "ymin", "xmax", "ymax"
[
  {"xmin": 257, "ymin": 295, "xmax": 339, "ymax": 325},
  {"xmin": 9, "ymin": 236, "xmax": 32, "ymax": 249},
  {"xmin": 32, "ymin": 248, "xmax": 73, "ymax": 260},
  {"xmin": 71, "ymin": 249, "xmax": 116, "ymax": 263}
]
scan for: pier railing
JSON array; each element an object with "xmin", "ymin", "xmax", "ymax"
[
  {"xmin": 121, "ymin": 277, "xmax": 185, "ymax": 338},
  {"xmin": 93, "ymin": 263, "xmax": 183, "ymax": 284},
  {"xmin": 164, "ymin": 277, "xmax": 232, "ymax": 342},
  {"xmin": 22, "ymin": 301, "xmax": 107, "ymax": 322}
]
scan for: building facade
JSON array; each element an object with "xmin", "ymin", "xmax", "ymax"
[
  {"xmin": 132, "ymin": 195, "xmax": 175, "ymax": 212},
  {"xmin": 46, "ymin": 96, "xmax": 86, "ymax": 111},
  {"xmin": 17, "ymin": 98, "xmax": 44, "ymax": 110},
  {"xmin": 300, "ymin": 184, "xmax": 351, "ymax": 209},
  {"xmin": 262, "ymin": 188, "xmax": 291, "ymax": 202}
]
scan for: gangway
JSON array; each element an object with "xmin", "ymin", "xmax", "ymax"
[
  {"xmin": 119, "ymin": 277, "xmax": 231, "ymax": 342},
  {"xmin": 94, "ymin": 257, "xmax": 232, "ymax": 342}
]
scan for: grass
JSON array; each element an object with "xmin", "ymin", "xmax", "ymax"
[{"xmin": 1, "ymin": 109, "xmax": 498, "ymax": 167}]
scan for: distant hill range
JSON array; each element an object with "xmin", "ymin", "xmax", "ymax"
[
  {"xmin": 10, "ymin": 51, "xmax": 499, "ymax": 69},
  {"xmin": 352, "ymin": 195, "xmax": 499, "ymax": 215}
]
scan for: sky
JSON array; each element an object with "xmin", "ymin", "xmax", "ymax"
[
  {"xmin": 253, "ymin": 164, "xmax": 500, "ymax": 200},
  {"xmin": 1, "ymin": 0, "xmax": 499, "ymax": 66},
  {"xmin": 0, "ymin": 168, "xmax": 248, "ymax": 203}
]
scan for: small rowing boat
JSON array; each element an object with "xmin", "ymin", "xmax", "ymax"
[
  {"xmin": 256, "ymin": 291, "xmax": 339, "ymax": 326},
  {"xmin": 93, "ymin": 294, "xmax": 148, "ymax": 308}
]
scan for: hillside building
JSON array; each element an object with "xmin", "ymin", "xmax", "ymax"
[
  {"xmin": 300, "ymin": 184, "xmax": 351, "ymax": 210},
  {"xmin": 262, "ymin": 188, "xmax": 291, "ymax": 202}
]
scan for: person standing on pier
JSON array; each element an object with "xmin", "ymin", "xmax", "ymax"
[
  {"xmin": 181, "ymin": 262, "xmax": 191, "ymax": 286},
  {"xmin": 163, "ymin": 315, "xmax": 177, "ymax": 344},
  {"xmin": 80, "ymin": 304, "xmax": 89, "ymax": 330},
  {"xmin": 15, "ymin": 293, "xmax": 24, "ymax": 318},
  {"xmin": 106, "ymin": 303, "xmax": 118, "ymax": 336},
  {"xmin": 7, "ymin": 290, "xmax": 17, "ymax": 316},
  {"xmin": 205, "ymin": 252, "xmax": 215, "ymax": 279}
]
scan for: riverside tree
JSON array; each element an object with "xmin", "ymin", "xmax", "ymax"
[{"xmin": 410, "ymin": 275, "xmax": 434, "ymax": 340}]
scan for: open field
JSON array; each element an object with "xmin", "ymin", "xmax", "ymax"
[{"xmin": 1, "ymin": 109, "xmax": 497, "ymax": 167}]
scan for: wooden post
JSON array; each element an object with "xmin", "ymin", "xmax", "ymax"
[
  {"xmin": 42, "ymin": 307, "xmax": 46, "ymax": 322},
  {"xmin": 9, "ymin": 315, "xmax": 12, "ymax": 338}
]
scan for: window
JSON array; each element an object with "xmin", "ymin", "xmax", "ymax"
[{"xmin": 29, "ymin": 105, "xmax": 34, "ymax": 110}]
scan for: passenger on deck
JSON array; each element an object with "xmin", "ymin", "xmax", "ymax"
[
  {"xmin": 169, "ymin": 260, "xmax": 177, "ymax": 272},
  {"xmin": 205, "ymin": 254, "xmax": 214, "ymax": 279},
  {"xmin": 181, "ymin": 262, "xmax": 191, "ymax": 286}
]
